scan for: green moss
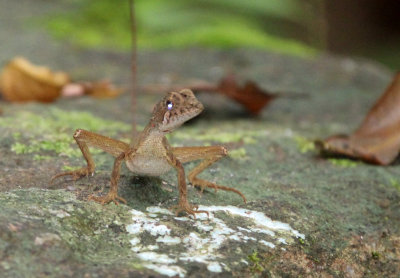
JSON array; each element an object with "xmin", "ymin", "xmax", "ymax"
[
  {"xmin": 172, "ymin": 126, "xmax": 258, "ymax": 144},
  {"xmin": 11, "ymin": 142, "xmax": 29, "ymax": 154},
  {"xmin": 33, "ymin": 154, "xmax": 53, "ymax": 161},
  {"xmin": 248, "ymin": 250, "xmax": 260, "ymax": 263},
  {"xmin": 389, "ymin": 178, "xmax": 400, "ymax": 191},
  {"xmin": 229, "ymin": 148, "xmax": 248, "ymax": 160},
  {"xmin": 328, "ymin": 158, "xmax": 360, "ymax": 168},
  {"xmin": 294, "ymin": 136, "xmax": 315, "ymax": 153},
  {"xmin": 11, "ymin": 138, "xmax": 82, "ymax": 157},
  {"xmin": 62, "ymin": 165, "xmax": 81, "ymax": 171},
  {"xmin": 371, "ymin": 251, "xmax": 380, "ymax": 260},
  {"xmin": 1, "ymin": 108, "xmax": 130, "ymax": 158},
  {"xmin": 248, "ymin": 250, "xmax": 264, "ymax": 272}
]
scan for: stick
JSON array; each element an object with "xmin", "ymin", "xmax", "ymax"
[{"xmin": 129, "ymin": 0, "xmax": 138, "ymax": 142}]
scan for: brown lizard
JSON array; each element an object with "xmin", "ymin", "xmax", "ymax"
[{"xmin": 51, "ymin": 89, "xmax": 246, "ymax": 216}]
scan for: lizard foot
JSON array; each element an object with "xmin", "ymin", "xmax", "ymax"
[
  {"xmin": 171, "ymin": 201, "xmax": 209, "ymax": 218},
  {"xmin": 50, "ymin": 167, "xmax": 94, "ymax": 184},
  {"xmin": 191, "ymin": 178, "xmax": 247, "ymax": 204},
  {"xmin": 88, "ymin": 191, "xmax": 127, "ymax": 205}
]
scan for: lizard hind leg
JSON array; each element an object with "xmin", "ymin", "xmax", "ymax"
[{"xmin": 173, "ymin": 146, "xmax": 247, "ymax": 203}]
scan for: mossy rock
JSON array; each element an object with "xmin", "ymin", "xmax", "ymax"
[{"xmin": 0, "ymin": 1, "xmax": 399, "ymax": 275}]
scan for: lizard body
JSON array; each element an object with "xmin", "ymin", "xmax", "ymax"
[{"xmin": 52, "ymin": 89, "xmax": 246, "ymax": 216}]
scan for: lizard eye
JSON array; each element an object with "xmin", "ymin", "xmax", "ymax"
[{"xmin": 166, "ymin": 100, "xmax": 173, "ymax": 110}]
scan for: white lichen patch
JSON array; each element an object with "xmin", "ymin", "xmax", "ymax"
[
  {"xmin": 156, "ymin": 235, "xmax": 181, "ymax": 245},
  {"xmin": 49, "ymin": 209, "xmax": 70, "ymax": 218},
  {"xmin": 146, "ymin": 206, "xmax": 173, "ymax": 215},
  {"xmin": 198, "ymin": 205, "xmax": 305, "ymax": 239},
  {"xmin": 144, "ymin": 264, "xmax": 186, "ymax": 278},
  {"xmin": 137, "ymin": 252, "xmax": 176, "ymax": 264},
  {"xmin": 127, "ymin": 205, "xmax": 304, "ymax": 277},
  {"xmin": 207, "ymin": 262, "xmax": 222, "ymax": 273},
  {"xmin": 260, "ymin": 240, "xmax": 276, "ymax": 248},
  {"xmin": 127, "ymin": 208, "xmax": 171, "ymax": 236}
]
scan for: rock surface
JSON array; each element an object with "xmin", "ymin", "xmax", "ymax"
[{"xmin": 0, "ymin": 0, "xmax": 399, "ymax": 277}]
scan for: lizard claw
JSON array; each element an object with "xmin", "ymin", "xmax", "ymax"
[
  {"xmin": 171, "ymin": 202, "xmax": 209, "ymax": 218},
  {"xmin": 88, "ymin": 191, "xmax": 127, "ymax": 205},
  {"xmin": 50, "ymin": 167, "xmax": 94, "ymax": 185}
]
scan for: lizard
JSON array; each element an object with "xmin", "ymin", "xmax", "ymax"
[{"xmin": 51, "ymin": 89, "xmax": 246, "ymax": 217}]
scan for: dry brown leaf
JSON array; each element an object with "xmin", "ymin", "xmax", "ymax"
[
  {"xmin": 317, "ymin": 73, "xmax": 400, "ymax": 165},
  {"xmin": 214, "ymin": 75, "xmax": 278, "ymax": 116},
  {"xmin": 82, "ymin": 80, "xmax": 124, "ymax": 98},
  {"xmin": 0, "ymin": 57, "xmax": 69, "ymax": 102}
]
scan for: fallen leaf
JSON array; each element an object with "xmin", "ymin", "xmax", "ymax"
[
  {"xmin": 0, "ymin": 57, "xmax": 69, "ymax": 102},
  {"xmin": 82, "ymin": 80, "xmax": 124, "ymax": 98},
  {"xmin": 214, "ymin": 75, "xmax": 278, "ymax": 116},
  {"xmin": 316, "ymin": 73, "xmax": 400, "ymax": 165}
]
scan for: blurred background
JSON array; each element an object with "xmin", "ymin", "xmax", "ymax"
[{"xmin": 41, "ymin": 0, "xmax": 400, "ymax": 69}]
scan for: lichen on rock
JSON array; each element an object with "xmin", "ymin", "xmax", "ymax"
[{"xmin": 126, "ymin": 205, "xmax": 304, "ymax": 277}]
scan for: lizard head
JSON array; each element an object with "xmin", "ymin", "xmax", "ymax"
[{"xmin": 151, "ymin": 89, "xmax": 204, "ymax": 133}]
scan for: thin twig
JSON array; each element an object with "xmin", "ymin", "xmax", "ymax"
[{"xmin": 129, "ymin": 0, "xmax": 138, "ymax": 142}]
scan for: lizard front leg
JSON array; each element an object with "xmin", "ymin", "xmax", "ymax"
[
  {"xmin": 88, "ymin": 152, "xmax": 127, "ymax": 205},
  {"xmin": 172, "ymin": 146, "xmax": 246, "ymax": 203},
  {"xmin": 51, "ymin": 129, "xmax": 130, "ymax": 183},
  {"xmin": 166, "ymin": 150, "xmax": 208, "ymax": 217}
]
